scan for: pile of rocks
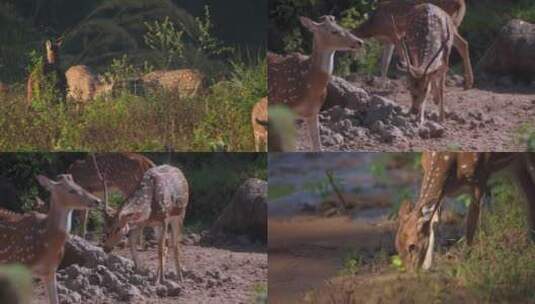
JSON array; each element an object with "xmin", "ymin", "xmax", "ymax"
[{"xmin": 56, "ymin": 236, "xmax": 182, "ymax": 303}]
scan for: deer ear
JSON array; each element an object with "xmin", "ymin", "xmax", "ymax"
[
  {"xmin": 398, "ymin": 199, "xmax": 413, "ymax": 220},
  {"xmin": 36, "ymin": 175, "xmax": 56, "ymax": 191},
  {"xmin": 55, "ymin": 37, "xmax": 63, "ymax": 46},
  {"xmin": 299, "ymin": 16, "xmax": 319, "ymax": 32},
  {"xmin": 45, "ymin": 40, "xmax": 52, "ymax": 49}
]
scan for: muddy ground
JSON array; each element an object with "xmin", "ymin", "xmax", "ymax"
[
  {"xmin": 296, "ymin": 75, "xmax": 535, "ymax": 151},
  {"xmin": 32, "ymin": 233, "xmax": 267, "ymax": 304}
]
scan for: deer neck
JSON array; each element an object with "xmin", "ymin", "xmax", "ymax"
[
  {"xmin": 311, "ymin": 40, "xmax": 335, "ymax": 76},
  {"xmin": 46, "ymin": 193, "xmax": 73, "ymax": 235}
]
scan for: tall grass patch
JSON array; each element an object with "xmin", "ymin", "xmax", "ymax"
[{"xmin": 448, "ymin": 178, "xmax": 535, "ymax": 302}]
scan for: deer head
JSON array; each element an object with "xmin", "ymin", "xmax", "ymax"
[
  {"xmin": 300, "ymin": 15, "xmax": 363, "ymax": 53},
  {"xmin": 44, "ymin": 38, "xmax": 62, "ymax": 65},
  {"xmin": 36, "ymin": 174, "xmax": 102, "ymax": 210}
]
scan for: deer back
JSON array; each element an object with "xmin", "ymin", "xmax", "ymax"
[
  {"xmin": 67, "ymin": 153, "xmax": 155, "ymax": 197},
  {"xmin": 66, "ymin": 65, "xmax": 97, "ymax": 102},
  {"xmin": 142, "ymin": 69, "xmax": 205, "ymax": 97}
]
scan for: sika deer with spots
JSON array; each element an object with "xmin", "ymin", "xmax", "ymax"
[
  {"xmin": 142, "ymin": 69, "xmax": 205, "ymax": 98},
  {"xmin": 354, "ymin": 0, "xmax": 473, "ymax": 89},
  {"xmin": 396, "ymin": 152, "xmax": 535, "ymax": 271},
  {"xmin": 103, "ymin": 165, "xmax": 189, "ymax": 283},
  {"xmin": 67, "ymin": 153, "xmax": 155, "ymax": 239},
  {"xmin": 0, "ymin": 174, "xmax": 102, "ymax": 304},
  {"xmin": 65, "ymin": 65, "xmax": 115, "ymax": 102},
  {"xmin": 392, "ymin": 4, "xmax": 456, "ymax": 125},
  {"xmin": 268, "ymin": 16, "xmax": 363, "ymax": 151}
]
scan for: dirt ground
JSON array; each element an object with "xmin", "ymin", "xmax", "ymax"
[
  {"xmin": 297, "ymin": 76, "xmax": 535, "ymax": 151},
  {"xmin": 32, "ymin": 238, "xmax": 267, "ymax": 304}
]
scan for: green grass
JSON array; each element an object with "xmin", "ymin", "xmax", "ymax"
[
  {"xmin": 268, "ymin": 184, "xmax": 296, "ymax": 200},
  {"xmin": 251, "ymin": 283, "xmax": 268, "ymax": 304},
  {"xmin": 0, "ymin": 54, "xmax": 265, "ymax": 151},
  {"xmin": 443, "ymin": 178, "xmax": 535, "ymax": 302}
]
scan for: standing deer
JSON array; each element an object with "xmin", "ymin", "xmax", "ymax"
[
  {"xmin": 65, "ymin": 65, "xmax": 114, "ymax": 102},
  {"xmin": 0, "ymin": 174, "xmax": 102, "ymax": 304},
  {"xmin": 391, "ymin": 4, "xmax": 455, "ymax": 125},
  {"xmin": 103, "ymin": 165, "xmax": 189, "ymax": 283},
  {"xmin": 142, "ymin": 69, "xmax": 205, "ymax": 98},
  {"xmin": 66, "ymin": 153, "xmax": 155, "ymax": 239},
  {"xmin": 27, "ymin": 39, "xmax": 67, "ymax": 104},
  {"xmin": 353, "ymin": 0, "xmax": 473, "ymax": 89},
  {"xmin": 251, "ymin": 97, "xmax": 268, "ymax": 151},
  {"xmin": 396, "ymin": 152, "xmax": 535, "ymax": 271},
  {"xmin": 268, "ymin": 16, "xmax": 363, "ymax": 151}
]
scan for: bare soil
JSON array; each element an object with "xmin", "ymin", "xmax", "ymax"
[
  {"xmin": 32, "ymin": 236, "xmax": 267, "ymax": 304},
  {"xmin": 297, "ymin": 76, "xmax": 535, "ymax": 151}
]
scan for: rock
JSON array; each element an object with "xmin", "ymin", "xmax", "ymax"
[
  {"xmin": 163, "ymin": 280, "xmax": 182, "ymax": 297},
  {"xmin": 419, "ymin": 121, "xmax": 445, "ymax": 139},
  {"xmin": 61, "ymin": 236, "xmax": 107, "ymax": 269},
  {"xmin": 479, "ymin": 19, "xmax": 535, "ymax": 81},
  {"xmin": 325, "ymin": 76, "xmax": 370, "ymax": 110},
  {"xmin": 210, "ymin": 178, "xmax": 267, "ymax": 242},
  {"xmin": 119, "ymin": 285, "xmax": 144, "ymax": 301},
  {"xmin": 363, "ymin": 96, "xmax": 400, "ymax": 126},
  {"xmin": 156, "ymin": 285, "xmax": 168, "ymax": 297}
]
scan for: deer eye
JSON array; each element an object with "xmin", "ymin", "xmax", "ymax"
[{"xmin": 408, "ymin": 244, "xmax": 417, "ymax": 253}]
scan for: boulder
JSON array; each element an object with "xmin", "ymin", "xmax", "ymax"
[
  {"xmin": 479, "ymin": 19, "xmax": 535, "ymax": 81},
  {"xmin": 325, "ymin": 76, "xmax": 370, "ymax": 110},
  {"xmin": 60, "ymin": 236, "xmax": 107, "ymax": 269},
  {"xmin": 210, "ymin": 178, "xmax": 267, "ymax": 242}
]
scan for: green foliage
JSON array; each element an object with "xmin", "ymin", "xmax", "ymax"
[
  {"xmin": 338, "ymin": 250, "xmax": 362, "ymax": 276},
  {"xmin": 268, "ymin": 184, "xmax": 296, "ymax": 201},
  {"xmin": 191, "ymin": 6, "xmax": 234, "ymax": 58},
  {"xmin": 144, "ymin": 17, "xmax": 185, "ymax": 69},
  {"xmin": 303, "ymin": 171, "xmax": 344, "ymax": 201},
  {"xmin": 448, "ymin": 178, "xmax": 535, "ymax": 301},
  {"xmin": 252, "ymin": 283, "xmax": 268, "ymax": 304}
]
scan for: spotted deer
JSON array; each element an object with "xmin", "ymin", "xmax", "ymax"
[
  {"xmin": 396, "ymin": 152, "xmax": 535, "ymax": 271},
  {"xmin": 103, "ymin": 165, "xmax": 189, "ymax": 283},
  {"xmin": 66, "ymin": 153, "xmax": 155, "ymax": 239},
  {"xmin": 251, "ymin": 97, "xmax": 268, "ymax": 151},
  {"xmin": 142, "ymin": 69, "xmax": 205, "ymax": 98},
  {"xmin": 0, "ymin": 174, "xmax": 102, "ymax": 304},
  {"xmin": 27, "ymin": 39, "xmax": 67, "ymax": 104},
  {"xmin": 268, "ymin": 16, "xmax": 363, "ymax": 151},
  {"xmin": 65, "ymin": 65, "xmax": 114, "ymax": 102},
  {"xmin": 390, "ymin": 4, "xmax": 456, "ymax": 125},
  {"xmin": 354, "ymin": 0, "xmax": 473, "ymax": 89}
]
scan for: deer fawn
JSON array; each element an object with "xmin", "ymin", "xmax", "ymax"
[
  {"xmin": 354, "ymin": 0, "xmax": 473, "ymax": 89},
  {"xmin": 0, "ymin": 174, "xmax": 102, "ymax": 304},
  {"xmin": 65, "ymin": 65, "xmax": 114, "ymax": 102},
  {"xmin": 251, "ymin": 97, "xmax": 268, "ymax": 151},
  {"xmin": 391, "ymin": 4, "xmax": 456, "ymax": 125},
  {"xmin": 67, "ymin": 153, "xmax": 155, "ymax": 239},
  {"xmin": 103, "ymin": 165, "xmax": 189, "ymax": 283},
  {"xmin": 396, "ymin": 152, "xmax": 535, "ymax": 271},
  {"xmin": 27, "ymin": 39, "xmax": 67, "ymax": 104},
  {"xmin": 268, "ymin": 16, "xmax": 363, "ymax": 151},
  {"xmin": 142, "ymin": 69, "xmax": 205, "ymax": 98}
]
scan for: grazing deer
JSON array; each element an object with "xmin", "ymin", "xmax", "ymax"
[
  {"xmin": 0, "ymin": 174, "xmax": 102, "ymax": 304},
  {"xmin": 65, "ymin": 65, "xmax": 114, "ymax": 102},
  {"xmin": 27, "ymin": 39, "xmax": 67, "ymax": 104},
  {"xmin": 142, "ymin": 69, "xmax": 205, "ymax": 98},
  {"xmin": 268, "ymin": 16, "xmax": 363, "ymax": 151},
  {"xmin": 251, "ymin": 97, "xmax": 268, "ymax": 151},
  {"xmin": 396, "ymin": 152, "xmax": 535, "ymax": 271},
  {"xmin": 354, "ymin": 0, "xmax": 473, "ymax": 89},
  {"xmin": 391, "ymin": 4, "xmax": 455, "ymax": 125},
  {"xmin": 103, "ymin": 165, "xmax": 189, "ymax": 283},
  {"xmin": 66, "ymin": 153, "xmax": 155, "ymax": 239}
]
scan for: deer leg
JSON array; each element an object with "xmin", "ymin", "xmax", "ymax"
[
  {"xmin": 81, "ymin": 210, "xmax": 89, "ymax": 238},
  {"xmin": 453, "ymin": 33, "xmax": 474, "ymax": 90},
  {"xmin": 380, "ymin": 44, "xmax": 395, "ymax": 84},
  {"xmin": 45, "ymin": 273, "xmax": 59, "ymax": 304},
  {"xmin": 305, "ymin": 115, "xmax": 322, "ymax": 151},
  {"xmin": 514, "ymin": 161, "xmax": 535, "ymax": 242},
  {"xmin": 156, "ymin": 221, "xmax": 168, "ymax": 284},
  {"xmin": 254, "ymin": 135, "xmax": 260, "ymax": 152},
  {"xmin": 170, "ymin": 216, "xmax": 184, "ymax": 282},
  {"xmin": 422, "ymin": 209, "xmax": 440, "ymax": 270},
  {"xmin": 128, "ymin": 228, "xmax": 142, "ymax": 269},
  {"xmin": 466, "ymin": 185, "xmax": 484, "ymax": 245},
  {"xmin": 438, "ymin": 72, "xmax": 447, "ymax": 122}
]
